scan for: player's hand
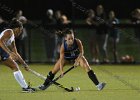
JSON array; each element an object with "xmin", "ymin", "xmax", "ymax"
[
  {"xmin": 24, "ymin": 66, "xmax": 29, "ymax": 71},
  {"xmin": 23, "ymin": 63, "xmax": 29, "ymax": 71},
  {"xmin": 60, "ymin": 71, "xmax": 64, "ymax": 78},
  {"xmin": 74, "ymin": 58, "xmax": 80, "ymax": 67},
  {"xmin": 74, "ymin": 61, "xmax": 79, "ymax": 67},
  {"xmin": 10, "ymin": 52, "xmax": 18, "ymax": 61}
]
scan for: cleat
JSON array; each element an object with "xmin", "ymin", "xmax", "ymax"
[
  {"xmin": 97, "ymin": 82, "xmax": 106, "ymax": 91},
  {"xmin": 39, "ymin": 79, "xmax": 52, "ymax": 90},
  {"xmin": 22, "ymin": 86, "xmax": 36, "ymax": 93},
  {"xmin": 38, "ymin": 83, "xmax": 51, "ymax": 90},
  {"xmin": 38, "ymin": 85, "xmax": 46, "ymax": 90}
]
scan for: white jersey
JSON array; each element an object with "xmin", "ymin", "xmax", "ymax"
[{"xmin": 0, "ymin": 29, "xmax": 15, "ymax": 46}]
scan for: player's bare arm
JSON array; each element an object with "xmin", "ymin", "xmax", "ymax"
[
  {"xmin": 74, "ymin": 39, "xmax": 84, "ymax": 66},
  {"xmin": 59, "ymin": 43, "xmax": 65, "ymax": 76},
  {"xmin": 76, "ymin": 39, "xmax": 84, "ymax": 57},
  {"xmin": 10, "ymin": 41, "xmax": 29, "ymax": 70}
]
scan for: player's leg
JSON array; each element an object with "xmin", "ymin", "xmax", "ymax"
[
  {"xmin": 2, "ymin": 57, "xmax": 35, "ymax": 92},
  {"xmin": 78, "ymin": 56, "xmax": 99, "ymax": 84},
  {"xmin": 39, "ymin": 58, "xmax": 65, "ymax": 90},
  {"xmin": 78, "ymin": 56, "xmax": 106, "ymax": 90},
  {"xmin": 42, "ymin": 58, "xmax": 65, "ymax": 86}
]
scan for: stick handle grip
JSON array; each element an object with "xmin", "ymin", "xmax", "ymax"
[{"xmin": 53, "ymin": 66, "xmax": 75, "ymax": 81}]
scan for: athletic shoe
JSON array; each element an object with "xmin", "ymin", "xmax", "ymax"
[
  {"xmin": 38, "ymin": 83, "xmax": 51, "ymax": 90},
  {"xmin": 22, "ymin": 86, "xmax": 36, "ymax": 93},
  {"xmin": 39, "ymin": 78, "xmax": 52, "ymax": 90},
  {"xmin": 97, "ymin": 82, "xmax": 106, "ymax": 91}
]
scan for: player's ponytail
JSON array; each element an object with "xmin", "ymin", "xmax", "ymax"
[
  {"xmin": 9, "ymin": 18, "xmax": 23, "ymax": 29},
  {"xmin": 63, "ymin": 28, "xmax": 74, "ymax": 37}
]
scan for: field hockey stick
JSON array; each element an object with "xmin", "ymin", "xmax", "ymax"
[
  {"xmin": 28, "ymin": 68, "xmax": 74, "ymax": 92},
  {"xmin": 45, "ymin": 66, "xmax": 75, "ymax": 92},
  {"xmin": 53, "ymin": 65, "xmax": 75, "ymax": 82},
  {"xmin": 28, "ymin": 65, "xmax": 75, "ymax": 81},
  {"xmin": 28, "ymin": 68, "xmax": 46, "ymax": 80},
  {"xmin": 46, "ymin": 65, "xmax": 76, "ymax": 90}
]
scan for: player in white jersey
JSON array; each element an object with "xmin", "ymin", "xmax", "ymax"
[{"xmin": 0, "ymin": 19, "xmax": 35, "ymax": 92}]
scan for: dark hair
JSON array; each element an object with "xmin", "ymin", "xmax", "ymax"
[
  {"xmin": 9, "ymin": 18, "xmax": 23, "ymax": 29},
  {"xmin": 63, "ymin": 28, "xmax": 74, "ymax": 36}
]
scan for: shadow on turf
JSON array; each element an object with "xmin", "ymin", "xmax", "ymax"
[
  {"xmin": 102, "ymin": 89, "xmax": 140, "ymax": 91},
  {"xmin": 97, "ymin": 68, "xmax": 140, "ymax": 93}
]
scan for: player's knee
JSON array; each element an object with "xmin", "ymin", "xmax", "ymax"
[
  {"xmin": 80, "ymin": 56, "xmax": 84, "ymax": 59},
  {"xmin": 85, "ymin": 65, "xmax": 91, "ymax": 72},
  {"xmin": 81, "ymin": 62, "xmax": 90, "ymax": 71},
  {"xmin": 10, "ymin": 65, "xmax": 18, "ymax": 71}
]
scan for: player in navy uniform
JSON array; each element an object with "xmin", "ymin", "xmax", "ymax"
[
  {"xmin": 0, "ymin": 19, "xmax": 35, "ymax": 92},
  {"xmin": 39, "ymin": 29, "xmax": 106, "ymax": 90}
]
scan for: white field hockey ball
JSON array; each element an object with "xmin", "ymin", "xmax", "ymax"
[{"xmin": 75, "ymin": 87, "xmax": 80, "ymax": 91}]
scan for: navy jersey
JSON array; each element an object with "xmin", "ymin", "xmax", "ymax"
[
  {"xmin": 64, "ymin": 39, "xmax": 80, "ymax": 60},
  {"xmin": 0, "ymin": 47, "xmax": 9, "ymax": 61}
]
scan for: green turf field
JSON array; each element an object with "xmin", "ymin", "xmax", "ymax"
[{"xmin": 0, "ymin": 64, "xmax": 140, "ymax": 100}]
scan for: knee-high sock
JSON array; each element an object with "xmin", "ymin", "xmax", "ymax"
[
  {"xmin": 88, "ymin": 70, "xmax": 99, "ymax": 85},
  {"xmin": 43, "ymin": 71, "xmax": 54, "ymax": 85},
  {"xmin": 13, "ymin": 70, "xmax": 28, "ymax": 88}
]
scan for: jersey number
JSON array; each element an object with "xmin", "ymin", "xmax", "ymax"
[{"xmin": 70, "ymin": 51, "xmax": 75, "ymax": 56}]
